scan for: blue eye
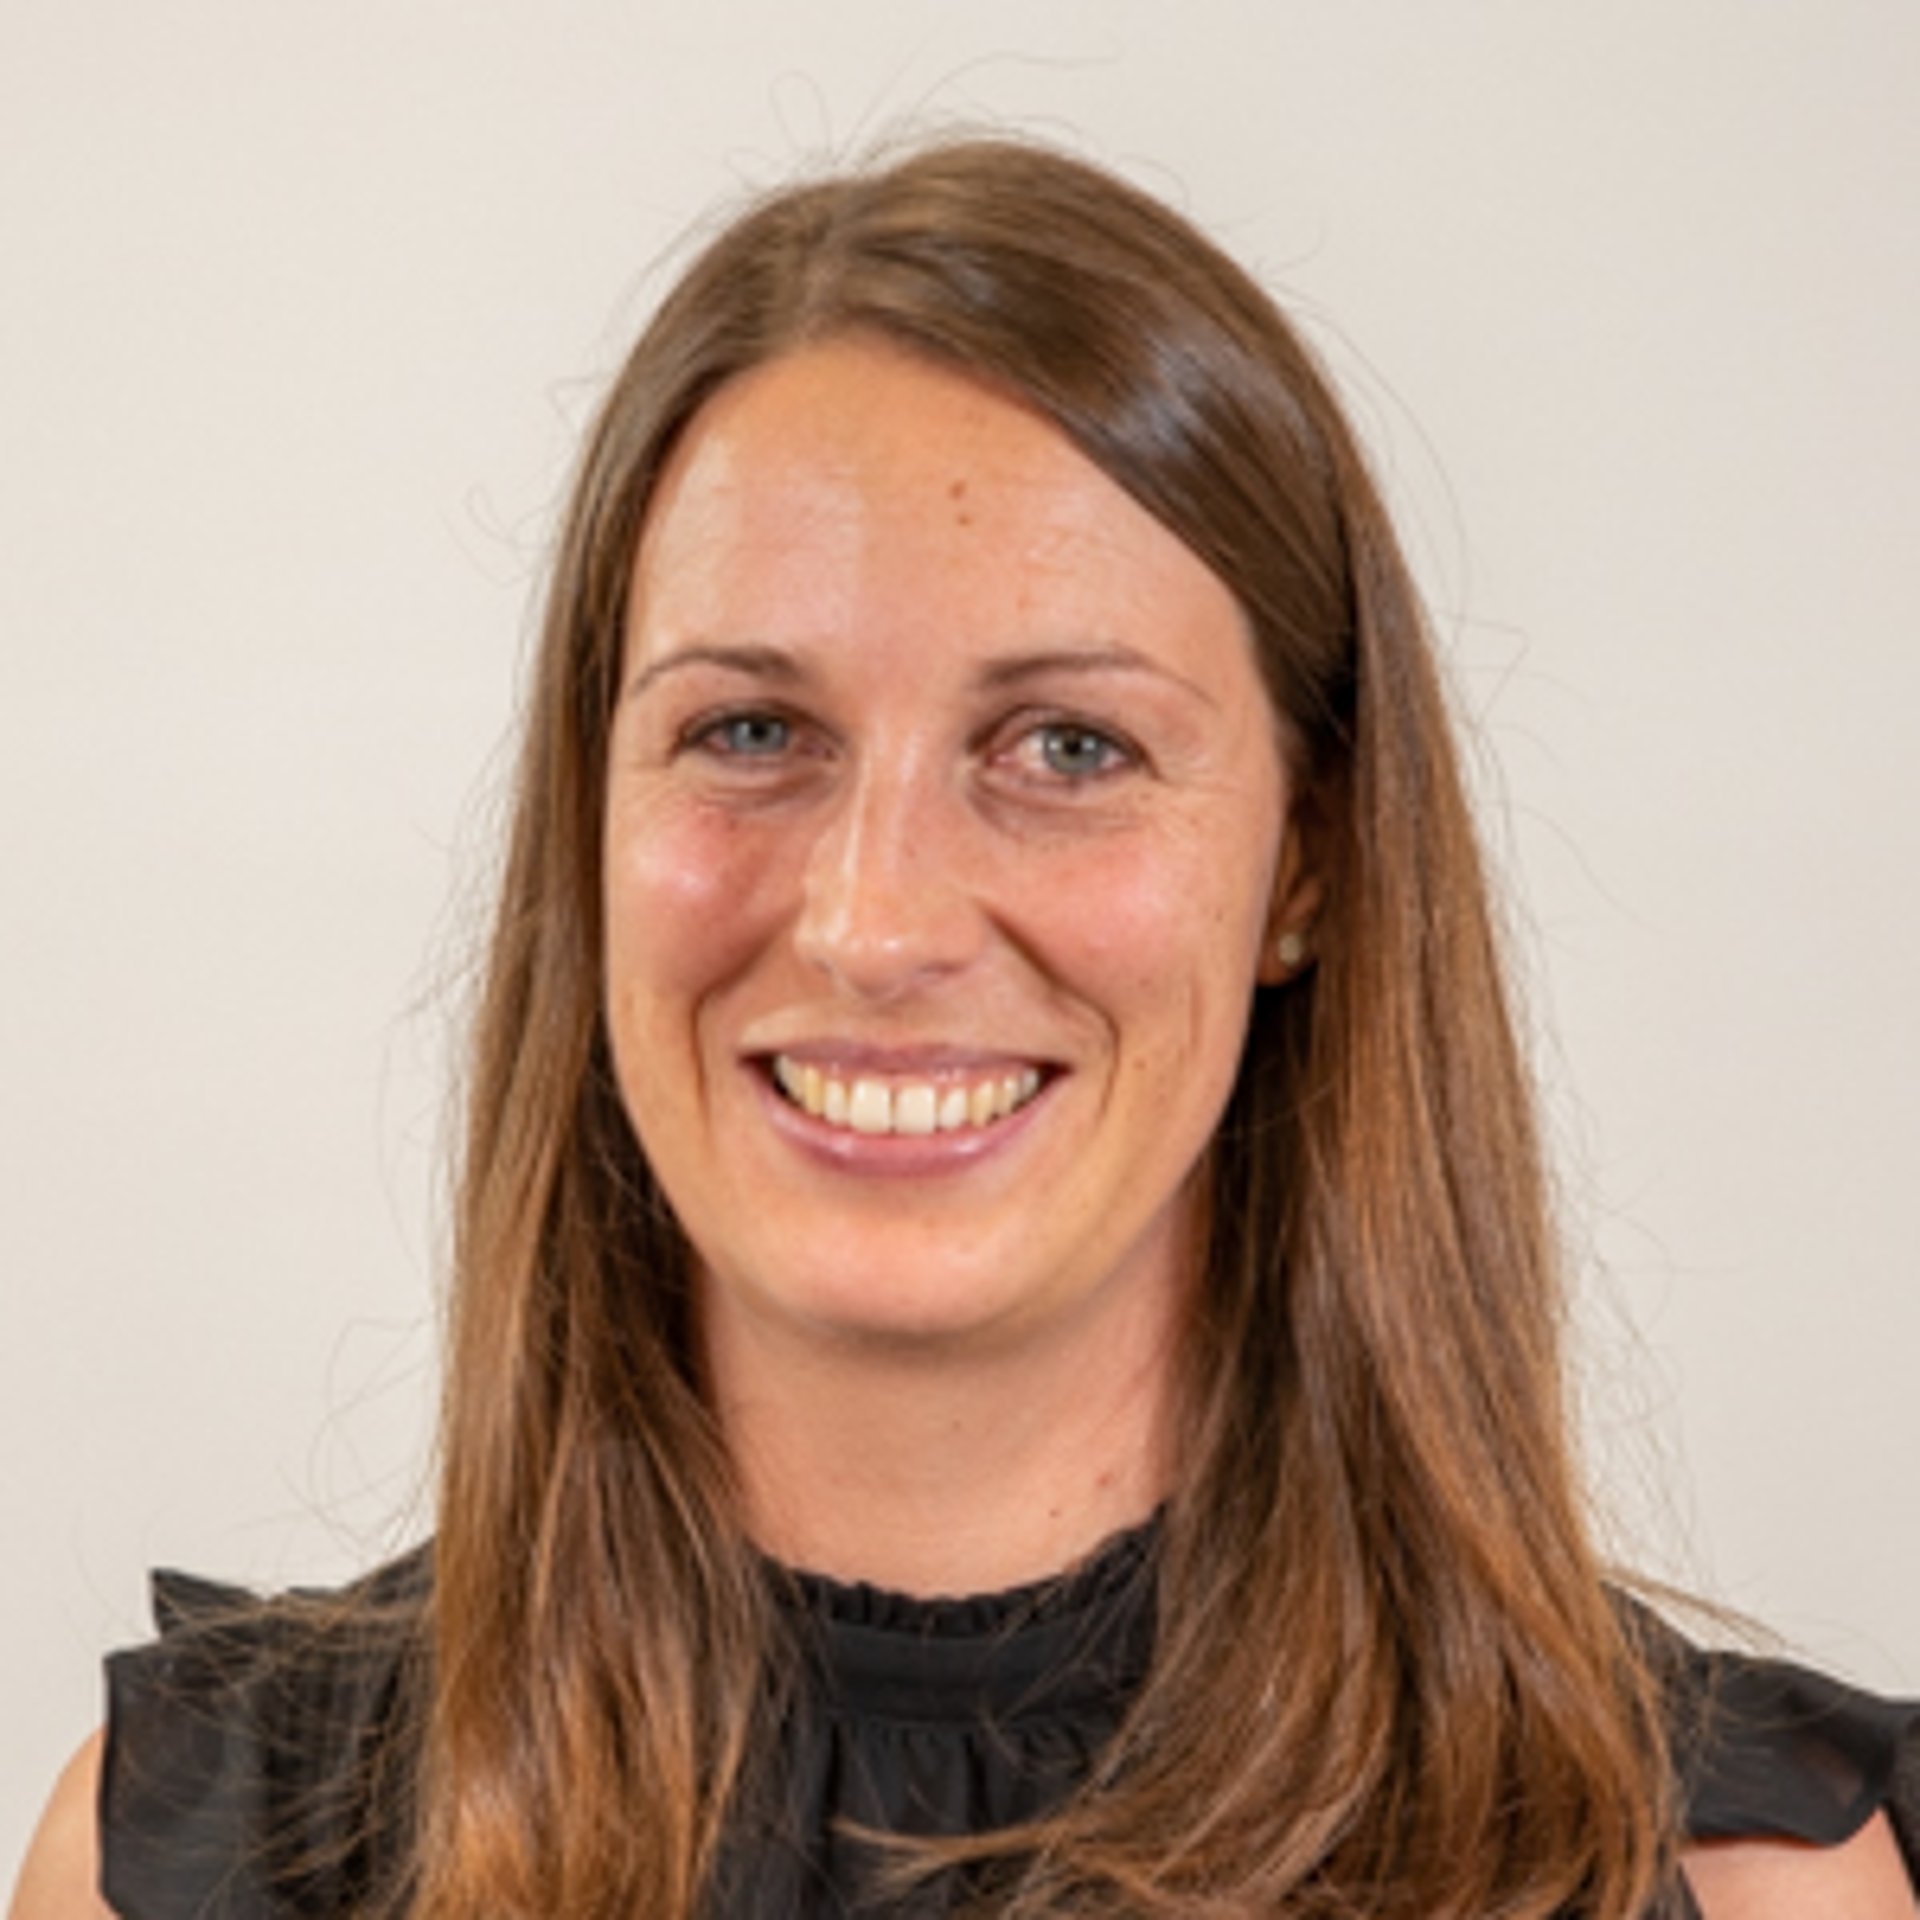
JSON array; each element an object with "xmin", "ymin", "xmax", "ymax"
[
  {"xmin": 699, "ymin": 711, "xmax": 791, "ymax": 757},
  {"xmin": 1034, "ymin": 722, "xmax": 1127, "ymax": 779}
]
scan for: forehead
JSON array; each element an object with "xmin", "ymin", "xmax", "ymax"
[{"xmin": 625, "ymin": 339, "xmax": 1255, "ymax": 667}]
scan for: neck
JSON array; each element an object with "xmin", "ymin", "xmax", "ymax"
[{"xmin": 705, "ymin": 1293, "xmax": 1178, "ymax": 1598}]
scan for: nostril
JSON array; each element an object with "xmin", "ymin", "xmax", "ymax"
[{"xmin": 792, "ymin": 829, "xmax": 986, "ymax": 998}]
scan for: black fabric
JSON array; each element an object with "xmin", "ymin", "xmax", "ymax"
[
  {"xmin": 101, "ymin": 1557, "xmax": 423, "ymax": 1920},
  {"xmin": 100, "ymin": 1529, "xmax": 1920, "ymax": 1918},
  {"xmin": 710, "ymin": 1522, "xmax": 1158, "ymax": 1915}
]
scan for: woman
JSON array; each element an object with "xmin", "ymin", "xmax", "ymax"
[{"xmin": 13, "ymin": 136, "xmax": 1917, "ymax": 1919}]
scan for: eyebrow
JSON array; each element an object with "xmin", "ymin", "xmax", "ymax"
[
  {"xmin": 623, "ymin": 639, "xmax": 1217, "ymax": 709},
  {"xmin": 623, "ymin": 643, "xmax": 804, "ymax": 701},
  {"xmin": 975, "ymin": 644, "xmax": 1217, "ymax": 709}
]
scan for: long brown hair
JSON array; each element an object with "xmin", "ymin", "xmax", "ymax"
[{"xmin": 418, "ymin": 136, "xmax": 1674, "ymax": 1917}]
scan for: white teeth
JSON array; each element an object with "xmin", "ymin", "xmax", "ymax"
[
  {"xmin": 848, "ymin": 1079, "xmax": 891, "ymax": 1134},
  {"xmin": 770, "ymin": 1056, "xmax": 1045, "ymax": 1137}
]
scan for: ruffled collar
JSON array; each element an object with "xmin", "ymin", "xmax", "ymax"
[{"xmin": 771, "ymin": 1516, "xmax": 1159, "ymax": 1727}]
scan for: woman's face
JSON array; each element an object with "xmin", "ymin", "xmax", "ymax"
[{"xmin": 604, "ymin": 338, "xmax": 1305, "ymax": 1368}]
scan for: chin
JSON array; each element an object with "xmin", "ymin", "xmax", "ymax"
[{"xmin": 753, "ymin": 1264, "xmax": 1037, "ymax": 1352}]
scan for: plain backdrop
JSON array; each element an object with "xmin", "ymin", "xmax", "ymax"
[{"xmin": 4, "ymin": 1, "xmax": 1916, "ymax": 1872}]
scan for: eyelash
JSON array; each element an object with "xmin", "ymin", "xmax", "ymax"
[
  {"xmin": 996, "ymin": 717, "xmax": 1138, "ymax": 784},
  {"xmin": 674, "ymin": 706, "xmax": 1142, "ymax": 786},
  {"xmin": 682, "ymin": 708, "xmax": 799, "ymax": 760}
]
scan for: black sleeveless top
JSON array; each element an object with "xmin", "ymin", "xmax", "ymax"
[{"xmin": 99, "ymin": 1527, "xmax": 1920, "ymax": 1918}]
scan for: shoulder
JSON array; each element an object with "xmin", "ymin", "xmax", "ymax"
[
  {"xmin": 95, "ymin": 1553, "xmax": 428, "ymax": 1920},
  {"xmin": 1682, "ymin": 1808, "xmax": 1914, "ymax": 1916},
  {"xmin": 9, "ymin": 1731, "xmax": 116, "ymax": 1920},
  {"xmin": 1642, "ymin": 1604, "xmax": 1920, "ymax": 1914}
]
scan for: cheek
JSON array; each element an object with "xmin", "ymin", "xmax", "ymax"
[
  {"xmin": 1041, "ymin": 827, "xmax": 1275, "ymax": 1027},
  {"xmin": 603, "ymin": 796, "xmax": 785, "ymax": 1009}
]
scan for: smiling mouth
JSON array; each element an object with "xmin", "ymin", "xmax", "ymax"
[{"xmin": 769, "ymin": 1055, "xmax": 1046, "ymax": 1137}]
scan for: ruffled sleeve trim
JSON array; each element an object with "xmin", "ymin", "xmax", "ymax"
[
  {"xmin": 99, "ymin": 1553, "xmax": 426, "ymax": 1920},
  {"xmin": 1658, "ymin": 1630, "xmax": 1920, "ymax": 1883}
]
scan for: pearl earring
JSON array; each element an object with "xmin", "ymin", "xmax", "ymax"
[{"xmin": 1274, "ymin": 929, "xmax": 1306, "ymax": 970}]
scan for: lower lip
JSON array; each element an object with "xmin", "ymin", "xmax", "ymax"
[{"xmin": 752, "ymin": 1066, "xmax": 1055, "ymax": 1178}]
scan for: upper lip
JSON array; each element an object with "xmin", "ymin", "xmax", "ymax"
[{"xmin": 744, "ymin": 1038, "xmax": 1061, "ymax": 1076}]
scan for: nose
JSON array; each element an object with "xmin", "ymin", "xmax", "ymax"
[{"xmin": 792, "ymin": 755, "xmax": 987, "ymax": 1002}]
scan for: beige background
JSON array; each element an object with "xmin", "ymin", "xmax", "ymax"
[{"xmin": 5, "ymin": 0, "xmax": 1917, "ymax": 1869}]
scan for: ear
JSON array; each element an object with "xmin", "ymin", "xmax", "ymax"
[{"xmin": 1257, "ymin": 820, "xmax": 1323, "ymax": 985}]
